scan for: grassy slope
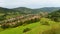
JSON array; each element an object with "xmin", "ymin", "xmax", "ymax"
[
  {"xmin": 0, "ymin": 18, "xmax": 60, "ymax": 34},
  {"xmin": 24, "ymin": 18, "xmax": 60, "ymax": 34},
  {"xmin": 0, "ymin": 22, "xmax": 40, "ymax": 34},
  {"xmin": 24, "ymin": 24, "xmax": 60, "ymax": 34}
]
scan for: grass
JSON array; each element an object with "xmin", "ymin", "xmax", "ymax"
[{"xmin": 24, "ymin": 24, "xmax": 60, "ymax": 34}]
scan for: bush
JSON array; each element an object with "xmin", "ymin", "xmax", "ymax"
[
  {"xmin": 40, "ymin": 18, "xmax": 50, "ymax": 25},
  {"xmin": 41, "ymin": 21, "xmax": 49, "ymax": 25},
  {"xmin": 1, "ymin": 24, "xmax": 10, "ymax": 29},
  {"xmin": 23, "ymin": 28, "xmax": 31, "ymax": 33}
]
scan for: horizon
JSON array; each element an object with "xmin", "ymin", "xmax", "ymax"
[{"xmin": 0, "ymin": 7, "xmax": 60, "ymax": 9}]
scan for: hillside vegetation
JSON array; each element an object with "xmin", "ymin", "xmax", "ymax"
[
  {"xmin": 0, "ymin": 7, "xmax": 59, "ymax": 21},
  {"xmin": 0, "ymin": 7, "xmax": 60, "ymax": 34},
  {"xmin": 0, "ymin": 18, "xmax": 60, "ymax": 34},
  {"xmin": 48, "ymin": 9, "xmax": 60, "ymax": 22}
]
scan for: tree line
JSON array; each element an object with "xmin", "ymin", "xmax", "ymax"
[{"xmin": 0, "ymin": 14, "xmax": 41, "ymax": 29}]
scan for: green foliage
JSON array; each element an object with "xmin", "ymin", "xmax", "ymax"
[
  {"xmin": 23, "ymin": 28, "xmax": 31, "ymax": 33},
  {"xmin": 48, "ymin": 9, "xmax": 60, "ymax": 22},
  {"xmin": 0, "ymin": 15, "xmax": 6, "ymax": 21},
  {"xmin": 40, "ymin": 18, "xmax": 50, "ymax": 25},
  {"xmin": 0, "ymin": 16, "xmax": 40, "ymax": 29},
  {"xmin": 1, "ymin": 24, "xmax": 10, "ymax": 29},
  {"xmin": 41, "ymin": 21, "xmax": 49, "ymax": 25}
]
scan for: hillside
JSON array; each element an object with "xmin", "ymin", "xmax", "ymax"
[
  {"xmin": 0, "ymin": 18, "xmax": 60, "ymax": 34},
  {"xmin": 0, "ymin": 22, "xmax": 40, "ymax": 34},
  {"xmin": 48, "ymin": 9, "xmax": 60, "ymax": 22},
  {"xmin": 0, "ymin": 7, "xmax": 25, "ymax": 21},
  {"xmin": 0, "ymin": 7, "xmax": 60, "ymax": 22},
  {"xmin": 13, "ymin": 7, "xmax": 32, "ymax": 14},
  {"xmin": 0, "ymin": 4, "xmax": 60, "ymax": 34},
  {"xmin": 0, "ymin": 7, "xmax": 59, "ymax": 21},
  {"xmin": 33, "ymin": 7, "xmax": 60, "ymax": 13},
  {"xmin": 13, "ymin": 7, "xmax": 60, "ymax": 14},
  {"xmin": 0, "ymin": 7, "xmax": 60, "ymax": 14}
]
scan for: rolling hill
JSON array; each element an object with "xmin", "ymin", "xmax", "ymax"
[
  {"xmin": 0, "ymin": 7, "xmax": 60, "ymax": 21},
  {"xmin": 13, "ymin": 7, "xmax": 60, "ymax": 14},
  {"xmin": 0, "ymin": 7, "xmax": 60, "ymax": 14}
]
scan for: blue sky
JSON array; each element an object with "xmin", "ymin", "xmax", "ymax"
[{"xmin": 0, "ymin": 0, "xmax": 60, "ymax": 9}]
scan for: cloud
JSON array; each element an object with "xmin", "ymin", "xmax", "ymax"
[{"xmin": 0, "ymin": 0, "xmax": 60, "ymax": 8}]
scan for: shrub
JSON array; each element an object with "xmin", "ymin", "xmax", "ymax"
[
  {"xmin": 1, "ymin": 24, "xmax": 10, "ymax": 29},
  {"xmin": 40, "ymin": 18, "xmax": 50, "ymax": 25},
  {"xmin": 41, "ymin": 21, "xmax": 49, "ymax": 25},
  {"xmin": 23, "ymin": 28, "xmax": 31, "ymax": 33}
]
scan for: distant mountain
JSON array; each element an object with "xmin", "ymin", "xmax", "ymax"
[
  {"xmin": 33, "ymin": 7, "xmax": 60, "ymax": 13},
  {"xmin": 0, "ymin": 7, "xmax": 16, "ymax": 13},
  {"xmin": 0, "ymin": 7, "xmax": 60, "ymax": 14},
  {"xmin": 13, "ymin": 7, "xmax": 60, "ymax": 14},
  {"xmin": 0, "ymin": 7, "xmax": 26, "ymax": 15},
  {"xmin": 0, "ymin": 7, "xmax": 24, "ymax": 20},
  {"xmin": 13, "ymin": 7, "xmax": 32, "ymax": 14}
]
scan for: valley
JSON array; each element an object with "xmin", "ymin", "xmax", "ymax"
[{"xmin": 0, "ymin": 7, "xmax": 60, "ymax": 34}]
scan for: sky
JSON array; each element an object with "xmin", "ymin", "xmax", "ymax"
[{"xmin": 0, "ymin": 0, "xmax": 60, "ymax": 9}]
